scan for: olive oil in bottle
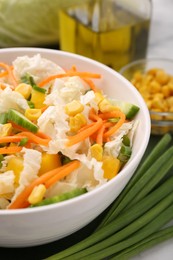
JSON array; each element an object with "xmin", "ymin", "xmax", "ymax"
[{"xmin": 59, "ymin": 0, "xmax": 151, "ymax": 71}]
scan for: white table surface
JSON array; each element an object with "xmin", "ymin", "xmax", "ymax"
[
  {"xmin": 132, "ymin": 1, "xmax": 173, "ymax": 259},
  {"xmin": 147, "ymin": 0, "xmax": 173, "ymax": 59}
]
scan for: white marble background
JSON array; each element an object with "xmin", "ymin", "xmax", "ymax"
[
  {"xmin": 147, "ymin": 0, "xmax": 173, "ymax": 59},
  {"xmin": 132, "ymin": 1, "xmax": 173, "ymax": 259}
]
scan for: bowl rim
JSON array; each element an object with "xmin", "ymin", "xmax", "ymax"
[
  {"xmin": 119, "ymin": 57, "xmax": 173, "ymax": 75},
  {"xmin": 0, "ymin": 47, "xmax": 151, "ymax": 215}
]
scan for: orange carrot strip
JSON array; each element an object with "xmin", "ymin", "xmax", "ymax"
[
  {"xmin": 45, "ymin": 160, "xmax": 80, "ymax": 188},
  {"xmin": 89, "ymin": 108, "xmax": 101, "ymax": 121},
  {"xmin": 77, "ymin": 122, "xmax": 95, "ymax": 133},
  {"xmin": 103, "ymin": 111, "xmax": 126, "ymax": 138},
  {"xmin": 8, "ymin": 160, "xmax": 80, "ymax": 209},
  {"xmin": 38, "ymin": 71, "xmax": 101, "ymax": 87},
  {"xmin": 9, "ymin": 121, "xmax": 28, "ymax": 132},
  {"xmin": 11, "ymin": 121, "xmax": 51, "ymax": 142},
  {"xmin": 10, "ymin": 121, "xmax": 51, "ymax": 140},
  {"xmin": 67, "ymin": 117, "xmax": 102, "ymax": 147},
  {"xmin": 18, "ymin": 132, "xmax": 50, "ymax": 146},
  {"xmin": 82, "ymin": 78, "xmax": 98, "ymax": 92},
  {"xmin": 0, "ymin": 63, "xmax": 17, "ymax": 88},
  {"xmin": 0, "ymin": 136, "xmax": 25, "ymax": 144},
  {"xmin": 98, "ymin": 110, "xmax": 122, "ymax": 120},
  {"xmin": 96, "ymin": 124, "xmax": 105, "ymax": 145},
  {"xmin": 0, "ymin": 146, "xmax": 22, "ymax": 154},
  {"xmin": 95, "ymin": 121, "xmax": 113, "ymax": 145},
  {"xmin": 0, "ymin": 66, "xmax": 13, "ymax": 78},
  {"xmin": 36, "ymin": 131, "xmax": 51, "ymax": 140},
  {"xmin": 0, "ymin": 70, "xmax": 8, "ymax": 78}
]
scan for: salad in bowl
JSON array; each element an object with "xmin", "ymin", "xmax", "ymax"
[{"xmin": 0, "ymin": 53, "xmax": 140, "ymax": 210}]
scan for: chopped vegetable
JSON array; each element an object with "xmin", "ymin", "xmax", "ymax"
[
  {"xmin": 0, "ymin": 112, "xmax": 8, "ymax": 124},
  {"xmin": 31, "ymin": 187, "xmax": 87, "ymax": 207},
  {"xmin": 0, "ymin": 123, "xmax": 12, "ymax": 137},
  {"xmin": 0, "ymin": 146, "xmax": 23, "ymax": 154},
  {"xmin": 19, "ymin": 137, "xmax": 28, "ymax": 146},
  {"xmin": 25, "ymin": 108, "xmax": 42, "ymax": 121},
  {"xmin": 69, "ymin": 113, "xmax": 87, "ymax": 132},
  {"xmin": 118, "ymin": 144, "xmax": 132, "ymax": 163},
  {"xmin": 21, "ymin": 73, "xmax": 35, "ymax": 86},
  {"xmin": 6, "ymin": 156, "xmax": 24, "ymax": 186},
  {"xmin": 102, "ymin": 156, "xmax": 121, "ymax": 179},
  {"xmin": 28, "ymin": 184, "xmax": 47, "ymax": 205},
  {"xmin": 90, "ymin": 144, "xmax": 103, "ymax": 161},
  {"xmin": 38, "ymin": 153, "xmax": 61, "ymax": 176},
  {"xmin": 8, "ymin": 109, "xmax": 39, "ymax": 133},
  {"xmin": 109, "ymin": 99, "xmax": 140, "ymax": 119},
  {"xmin": 15, "ymin": 83, "xmax": 32, "ymax": 99},
  {"xmin": 30, "ymin": 87, "xmax": 46, "ymax": 109},
  {"xmin": 65, "ymin": 100, "xmax": 84, "ymax": 116}
]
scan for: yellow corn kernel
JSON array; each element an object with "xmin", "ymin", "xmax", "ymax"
[
  {"xmin": 102, "ymin": 156, "xmax": 121, "ymax": 179},
  {"xmin": 162, "ymin": 85, "xmax": 171, "ymax": 98},
  {"xmin": 38, "ymin": 153, "xmax": 61, "ymax": 176},
  {"xmin": 28, "ymin": 184, "xmax": 46, "ymax": 205},
  {"xmin": 30, "ymin": 89, "xmax": 46, "ymax": 108},
  {"xmin": 167, "ymin": 96, "xmax": 173, "ymax": 109},
  {"xmin": 141, "ymin": 74, "xmax": 153, "ymax": 86},
  {"xmin": 98, "ymin": 98, "xmax": 116, "ymax": 113},
  {"xmin": 168, "ymin": 83, "xmax": 173, "ymax": 94},
  {"xmin": 69, "ymin": 113, "xmax": 87, "ymax": 132},
  {"xmin": 149, "ymin": 80, "xmax": 161, "ymax": 94},
  {"xmin": 15, "ymin": 83, "xmax": 32, "ymax": 99},
  {"xmin": 155, "ymin": 70, "xmax": 170, "ymax": 85},
  {"xmin": 25, "ymin": 108, "xmax": 42, "ymax": 121},
  {"xmin": 94, "ymin": 92, "xmax": 105, "ymax": 105},
  {"xmin": 6, "ymin": 157, "xmax": 24, "ymax": 186},
  {"xmin": 90, "ymin": 144, "xmax": 103, "ymax": 161},
  {"xmin": 148, "ymin": 68, "xmax": 159, "ymax": 76},
  {"xmin": 65, "ymin": 100, "xmax": 84, "ymax": 116},
  {"xmin": 150, "ymin": 99, "xmax": 164, "ymax": 111},
  {"xmin": 0, "ymin": 123, "xmax": 12, "ymax": 137}
]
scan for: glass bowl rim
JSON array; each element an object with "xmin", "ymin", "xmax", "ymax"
[{"xmin": 119, "ymin": 57, "xmax": 173, "ymax": 74}]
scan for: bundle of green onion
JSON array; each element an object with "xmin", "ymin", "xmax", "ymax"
[{"xmin": 46, "ymin": 133, "xmax": 173, "ymax": 260}]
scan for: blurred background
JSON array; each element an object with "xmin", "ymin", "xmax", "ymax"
[{"xmin": 0, "ymin": 0, "xmax": 172, "ymax": 71}]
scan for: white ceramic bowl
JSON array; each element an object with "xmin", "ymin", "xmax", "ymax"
[{"xmin": 0, "ymin": 48, "xmax": 151, "ymax": 247}]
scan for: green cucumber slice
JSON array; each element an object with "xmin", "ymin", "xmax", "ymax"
[
  {"xmin": 31, "ymin": 188, "xmax": 87, "ymax": 207},
  {"xmin": 0, "ymin": 112, "xmax": 8, "ymax": 124},
  {"xmin": 8, "ymin": 109, "xmax": 38, "ymax": 133},
  {"xmin": 32, "ymin": 85, "xmax": 46, "ymax": 93},
  {"xmin": 109, "ymin": 99, "xmax": 140, "ymax": 119}
]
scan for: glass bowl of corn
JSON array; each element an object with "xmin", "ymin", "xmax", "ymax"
[{"xmin": 120, "ymin": 58, "xmax": 173, "ymax": 135}]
